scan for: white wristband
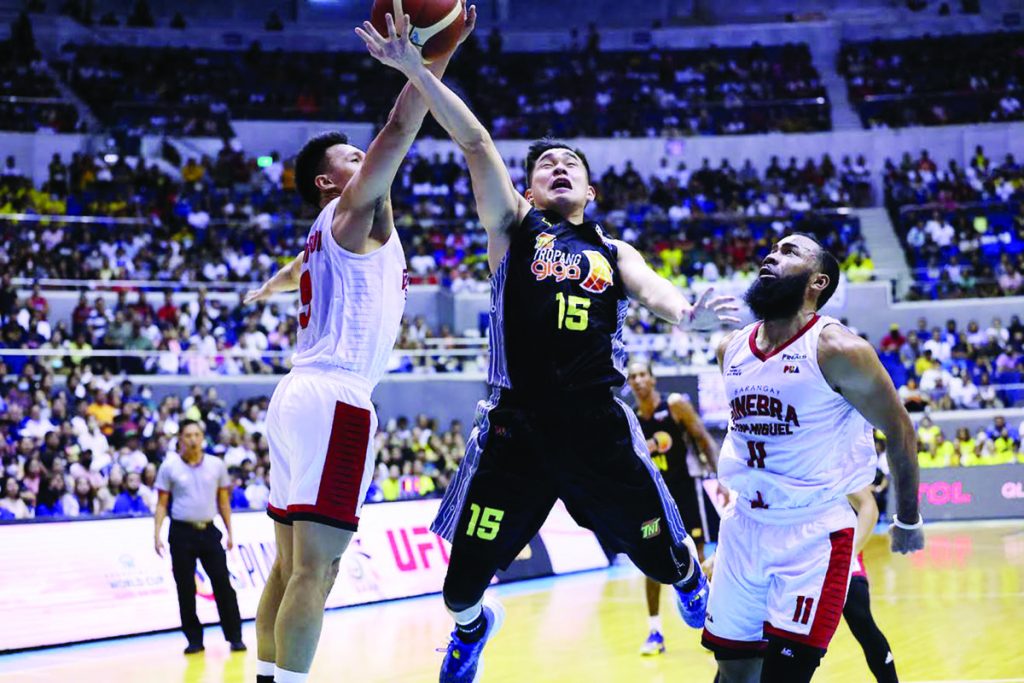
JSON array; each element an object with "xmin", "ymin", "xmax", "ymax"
[{"xmin": 891, "ymin": 513, "xmax": 924, "ymax": 530}]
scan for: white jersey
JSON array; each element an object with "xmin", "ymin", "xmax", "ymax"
[
  {"xmin": 291, "ymin": 198, "xmax": 408, "ymax": 387},
  {"xmin": 718, "ymin": 314, "xmax": 874, "ymax": 522}
]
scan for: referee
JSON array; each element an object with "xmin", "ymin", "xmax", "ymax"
[{"xmin": 154, "ymin": 418, "xmax": 246, "ymax": 654}]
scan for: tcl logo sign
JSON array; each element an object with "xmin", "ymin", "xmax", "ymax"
[
  {"xmin": 1001, "ymin": 481, "xmax": 1024, "ymax": 499},
  {"xmin": 919, "ymin": 481, "xmax": 972, "ymax": 506}
]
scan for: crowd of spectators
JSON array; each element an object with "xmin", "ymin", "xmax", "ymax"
[
  {"xmin": 54, "ymin": 33, "xmax": 828, "ymax": 138},
  {"xmin": 0, "ymin": 362, "xmax": 462, "ymax": 521},
  {"xmin": 840, "ymin": 31, "xmax": 1024, "ymax": 128},
  {"xmin": 883, "ymin": 147, "xmax": 1024, "ymax": 299},
  {"xmin": 0, "ymin": 32, "xmax": 81, "ymax": 134},
  {"xmin": 913, "ymin": 415, "xmax": 1023, "ymax": 469},
  {"xmin": 878, "ymin": 314, "xmax": 1024, "ymax": 412},
  {"xmin": 1, "ymin": 145, "xmax": 871, "ymax": 291}
]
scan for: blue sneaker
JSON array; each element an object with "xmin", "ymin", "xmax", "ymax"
[
  {"xmin": 639, "ymin": 630, "xmax": 666, "ymax": 656},
  {"xmin": 439, "ymin": 597, "xmax": 505, "ymax": 683},
  {"xmin": 674, "ymin": 571, "xmax": 709, "ymax": 628}
]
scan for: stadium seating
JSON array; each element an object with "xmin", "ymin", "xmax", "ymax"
[
  {"xmin": 840, "ymin": 31, "xmax": 1024, "ymax": 129},
  {"xmin": 51, "ymin": 39, "xmax": 828, "ymax": 138},
  {"xmin": 882, "ymin": 148, "xmax": 1024, "ymax": 299}
]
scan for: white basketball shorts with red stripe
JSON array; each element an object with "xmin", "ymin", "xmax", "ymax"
[
  {"xmin": 266, "ymin": 366, "xmax": 377, "ymax": 531},
  {"xmin": 702, "ymin": 500, "xmax": 855, "ymax": 656}
]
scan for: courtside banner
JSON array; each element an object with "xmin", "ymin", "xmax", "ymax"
[
  {"xmin": 0, "ymin": 499, "xmax": 607, "ymax": 651},
  {"xmin": 899, "ymin": 464, "xmax": 1024, "ymax": 521}
]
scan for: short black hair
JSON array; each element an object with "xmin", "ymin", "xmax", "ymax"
[
  {"xmin": 793, "ymin": 232, "xmax": 840, "ymax": 310},
  {"xmin": 524, "ymin": 139, "xmax": 591, "ymax": 185},
  {"xmin": 179, "ymin": 418, "xmax": 203, "ymax": 433},
  {"xmin": 294, "ymin": 131, "xmax": 350, "ymax": 208},
  {"xmin": 627, "ymin": 358, "xmax": 655, "ymax": 377}
]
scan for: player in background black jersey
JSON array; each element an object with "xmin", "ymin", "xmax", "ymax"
[
  {"xmin": 846, "ymin": 486, "xmax": 900, "ymax": 682},
  {"xmin": 627, "ymin": 361, "xmax": 729, "ymax": 656},
  {"xmin": 357, "ymin": 15, "xmax": 740, "ymax": 683}
]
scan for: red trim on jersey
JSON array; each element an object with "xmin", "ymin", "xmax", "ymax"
[
  {"xmin": 701, "ymin": 629, "xmax": 768, "ymax": 657},
  {"xmin": 288, "ymin": 400, "xmax": 372, "ymax": 529},
  {"xmin": 748, "ymin": 314, "xmax": 820, "ymax": 362},
  {"xmin": 764, "ymin": 527, "xmax": 854, "ymax": 650},
  {"xmin": 266, "ymin": 504, "xmax": 291, "ymax": 525}
]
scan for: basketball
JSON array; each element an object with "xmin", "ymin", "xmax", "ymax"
[{"xmin": 371, "ymin": 0, "xmax": 465, "ymax": 63}]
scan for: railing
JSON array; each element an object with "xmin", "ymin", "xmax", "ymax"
[{"xmin": 0, "ymin": 336, "xmax": 717, "ymax": 375}]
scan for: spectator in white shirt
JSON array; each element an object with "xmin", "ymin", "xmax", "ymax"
[{"xmin": 923, "ymin": 329, "xmax": 951, "ymax": 363}]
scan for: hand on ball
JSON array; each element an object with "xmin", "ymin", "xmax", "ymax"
[{"xmin": 356, "ymin": 12, "xmax": 424, "ymax": 75}]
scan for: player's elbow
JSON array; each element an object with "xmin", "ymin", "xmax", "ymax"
[{"xmin": 458, "ymin": 127, "xmax": 493, "ymax": 156}]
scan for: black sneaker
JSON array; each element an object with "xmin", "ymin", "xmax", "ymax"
[
  {"xmin": 229, "ymin": 641, "xmax": 248, "ymax": 652},
  {"xmin": 183, "ymin": 644, "xmax": 205, "ymax": 655}
]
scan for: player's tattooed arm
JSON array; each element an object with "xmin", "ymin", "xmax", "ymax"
[
  {"xmin": 357, "ymin": 6, "xmax": 530, "ymax": 271},
  {"xmin": 819, "ymin": 324, "xmax": 924, "ymax": 555},
  {"xmin": 243, "ymin": 251, "xmax": 304, "ymax": 304},
  {"xmin": 616, "ymin": 241, "xmax": 740, "ymax": 329},
  {"xmin": 846, "ymin": 486, "xmax": 880, "ymax": 555}
]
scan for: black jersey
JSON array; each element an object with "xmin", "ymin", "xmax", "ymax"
[
  {"xmin": 487, "ymin": 208, "xmax": 628, "ymax": 397},
  {"xmin": 636, "ymin": 397, "xmax": 692, "ymax": 485}
]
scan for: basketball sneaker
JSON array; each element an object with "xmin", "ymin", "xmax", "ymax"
[
  {"xmin": 674, "ymin": 571, "xmax": 709, "ymax": 628},
  {"xmin": 439, "ymin": 596, "xmax": 505, "ymax": 683},
  {"xmin": 639, "ymin": 630, "xmax": 666, "ymax": 656}
]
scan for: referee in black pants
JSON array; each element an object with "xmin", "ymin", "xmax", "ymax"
[{"xmin": 154, "ymin": 418, "xmax": 246, "ymax": 654}]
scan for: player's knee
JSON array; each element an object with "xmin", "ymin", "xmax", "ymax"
[
  {"xmin": 324, "ymin": 557, "xmax": 341, "ymax": 592},
  {"xmin": 290, "ymin": 557, "xmax": 339, "ymax": 598},
  {"xmin": 271, "ymin": 553, "xmax": 294, "ymax": 584}
]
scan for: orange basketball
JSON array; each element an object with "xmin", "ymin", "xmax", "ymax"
[{"xmin": 371, "ymin": 0, "xmax": 465, "ymax": 63}]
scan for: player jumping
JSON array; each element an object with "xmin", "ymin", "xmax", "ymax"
[
  {"xmin": 357, "ymin": 16, "xmax": 740, "ymax": 683},
  {"xmin": 247, "ymin": 8, "xmax": 476, "ymax": 683},
  {"xmin": 703, "ymin": 234, "xmax": 924, "ymax": 683}
]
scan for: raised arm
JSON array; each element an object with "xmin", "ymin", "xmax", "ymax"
[
  {"xmin": 336, "ymin": 10, "xmax": 476, "ymax": 249},
  {"xmin": 615, "ymin": 240, "xmax": 740, "ymax": 330},
  {"xmin": 357, "ymin": 10, "xmax": 531, "ymax": 271},
  {"xmin": 818, "ymin": 324, "xmax": 924, "ymax": 555}
]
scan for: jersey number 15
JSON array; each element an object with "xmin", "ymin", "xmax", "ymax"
[{"xmin": 555, "ymin": 293, "xmax": 590, "ymax": 331}]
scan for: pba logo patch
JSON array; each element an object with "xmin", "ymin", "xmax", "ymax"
[
  {"xmin": 581, "ymin": 250, "xmax": 614, "ymax": 293},
  {"xmin": 783, "ymin": 365, "xmax": 800, "ymax": 374},
  {"xmin": 641, "ymin": 517, "xmax": 662, "ymax": 539}
]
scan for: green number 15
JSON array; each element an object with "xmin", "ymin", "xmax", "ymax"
[
  {"xmin": 555, "ymin": 292, "xmax": 591, "ymax": 331},
  {"xmin": 466, "ymin": 503, "xmax": 504, "ymax": 541}
]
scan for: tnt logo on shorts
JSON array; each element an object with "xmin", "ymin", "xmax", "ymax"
[{"xmin": 641, "ymin": 517, "xmax": 662, "ymax": 539}]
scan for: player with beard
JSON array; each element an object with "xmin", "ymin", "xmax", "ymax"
[
  {"xmin": 357, "ymin": 17, "xmax": 740, "ymax": 683},
  {"xmin": 702, "ymin": 234, "xmax": 924, "ymax": 683}
]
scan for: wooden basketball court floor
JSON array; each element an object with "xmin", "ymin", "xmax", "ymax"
[{"xmin": 2, "ymin": 521, "xmax": 1021, "ymax": 683}]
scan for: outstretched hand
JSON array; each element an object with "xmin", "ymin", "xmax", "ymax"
[
  {"xmin": 681, "ymin": 287, "xmax": 742, "ymax": 332},
  {"xmin": 356, "ymin": 12, "xmax": 424, "ymax": 75},
  {"xmin": 243, "ymin": 286, "xmax": 270, "ymax": 306}
]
